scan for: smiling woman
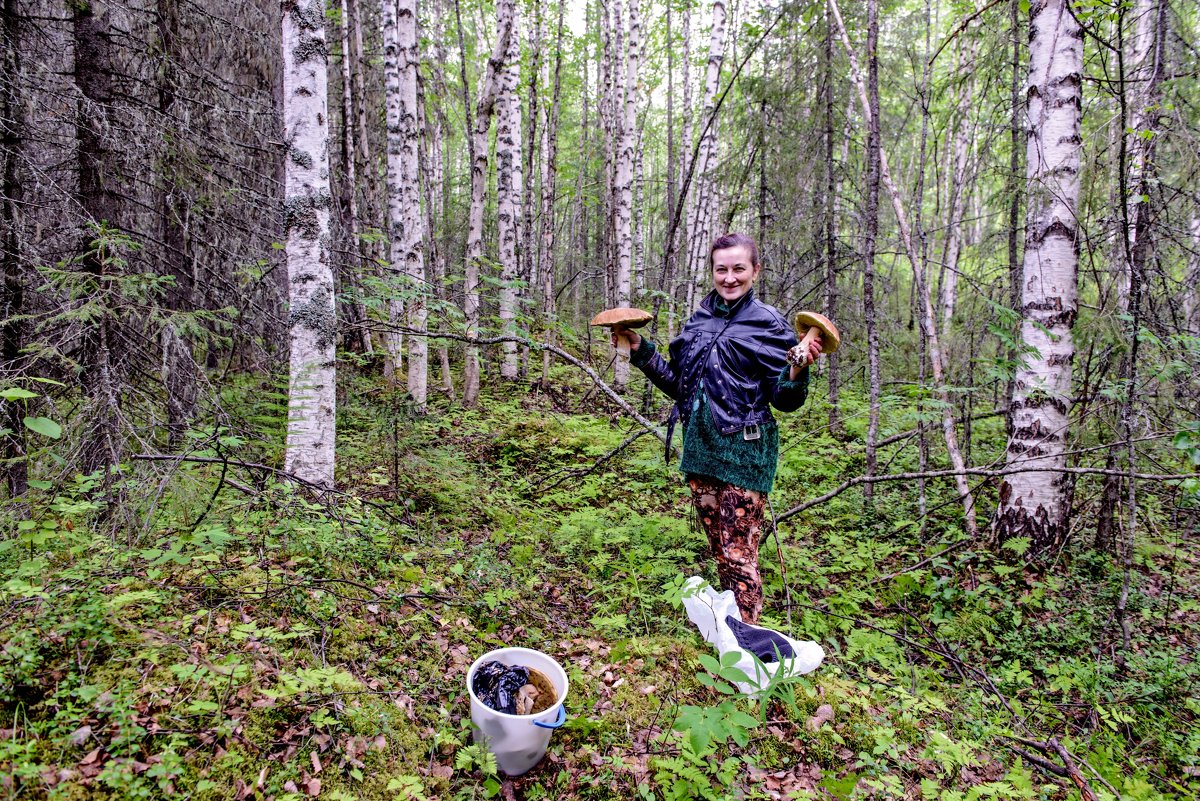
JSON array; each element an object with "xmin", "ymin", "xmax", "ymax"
[{"xmin": 612, "ymin": 233, "xmax": 824, "ymax": 624}]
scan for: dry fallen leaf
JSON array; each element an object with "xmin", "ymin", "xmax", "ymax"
[
  {"xmin": 69, "ymin": 725, "xmax": 92, "ymax": 746},
  {"xmin": 306, "ymin": 777, "xmax": 321, "ymax": 796},
  {"xmin": 310, "ymin": 751, "xmax": 322, "ymax": 774},
  {"xmin": 806, "ymin": 704, "xmax": 835, "ymax": 732}
]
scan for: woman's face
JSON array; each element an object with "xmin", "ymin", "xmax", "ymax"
[{"xmin": 711, "ymin": 245, "xmax": 761, "ymax": 303}]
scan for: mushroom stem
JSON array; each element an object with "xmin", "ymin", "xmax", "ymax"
[
  {"xmin": 613, "ymin": 325, "xmax": 632, "ymax": 360},
  {"xmin": 798, "ymin": 326, "xmax": 821, "ymax": 361}
]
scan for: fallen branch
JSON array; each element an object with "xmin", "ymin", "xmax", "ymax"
[
  {"xmin": 536, "ymin": 428, "xmax": 655, "ymax": 490},
  {"xmin": 1049, "ymin": 737, "xmax": 1098, "ymax": 801},
  {"xmin": 777, "ymin": 464, "xmax": 1195, "ymax": 522},
  {"xmin": 370, "ymin": 325, "xmax": 677, "ymax": 454},
  {"xmin": 130, "ymin": 454, "xmax": 410, "ymax": 526}
]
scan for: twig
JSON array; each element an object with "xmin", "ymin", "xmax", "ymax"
[
  {"xmin": 1001, "ymin": 742, "xmax": 1069, "ymax": 778},
  {"xmin": 777, "ymin": 465, "xmax": 1195, "ymax": 522},
  {"xmin": 370, "ymin": 325, "xmax": 678, "ymax": 454},
  {"xmin": 927, "ymin": 0, "xmax": 1006, "ymax": 65},
  {"xmin": 1049, "ymin": 737, "xmax": 1098, "ymax": 801},
  {"xmin": 130, "ymin": 453, "xmax": 409, "ymax": 525},
  {"xmin": 536, "ymin": 428, "xmax": 655, "ymax": 490},
  {"xmin": 868, "ymin": 541, "xmax": 971, "ymax": 585}
]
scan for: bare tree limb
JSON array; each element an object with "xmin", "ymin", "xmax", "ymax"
[{"xmin": 777, "ymin": 465, "xmax": 1195, "ymax": 522}]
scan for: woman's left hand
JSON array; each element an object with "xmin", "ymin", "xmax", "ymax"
[{"xmin": 788, "ymin": 337, "xmax": 822, "ymax": 381}]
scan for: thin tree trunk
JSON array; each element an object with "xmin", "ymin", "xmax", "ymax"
[
  {"xmin": 1, "ymin": 0, "xmax": 27, "ymax": 495},
  {"xmin": 423, "ymin": 0, "xmax": 454, "ymax": 397},
  {"xmin": 612, "ymin": 0, "xmax": 640, "ymax": 390},
  {"xmin": 831, "ymin": 0, "xmax": 977, "ymax": 536},
  {"xmin": 520, "ymin": 3, "xmax": 542, "ymax": 377},
  {"xmin": 462, "ymin": 0, "xmax": 515, "ymax": 405},
  {"xmin": 539, "ymin": 0, "xmax": 565, "ymax": 382},
  {"xmin": 75, "ymin": 1, "xmax": 124, "ymax": 478},
  {"xmin": 382, "ymin": 0, "xmax": 404, "ymax": 384},
  {"xmin": 339, "ymin": 0, "xmax": 372, "ymax": 355},
  {"xmin": 282, "ymin": 0, "xmax": 337, "ymax": 487},
  {"xmin": 940, "ymin": 34, "xmax": 978, "ymax": 330},
  {"xmin": 1005, "ymin": 0, "xmax": 1022, "ymax": 437},
  {"xmin": 860, "ymin": 0, "xmax": 882, "ymax": 502},
  {"xmin": 991, "ymin": 0, "xmax": 1083, "ymax": 554},
  {"xmin": 823, "ymin": 0, "xmax": 841, "ymax": 436},
  {"xmin": 1186, "ymin": 215, "xmax": 1200, "ymax": 336},
  {"xmin": 684, "ymin": 0, "xmax": 727, "ymax": 314},
  {"xmin": 397, "ymin": 0, "xmax": 428, "ymax": 409},
  {"xmin": 496, "ymin": 1, "xmax": 523, "ymax": 381}
]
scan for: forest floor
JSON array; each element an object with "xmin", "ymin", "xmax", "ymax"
[{"xmin": 1, "ymin": 364, "xmax": 1198, "ymax": 800}]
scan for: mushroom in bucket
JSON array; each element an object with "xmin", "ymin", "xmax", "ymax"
[
  {"xmin": 787, "ymin": 311, "xmax": 841, "ymax": 367},
  {"xmin": 590, "ymin": 307, "xmax": 654, "ymax": 359}
]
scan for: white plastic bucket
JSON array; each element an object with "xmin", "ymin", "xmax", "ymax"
[{"xmin": 466, "ymin": 647, "xmax": 569, "ymax": 776}]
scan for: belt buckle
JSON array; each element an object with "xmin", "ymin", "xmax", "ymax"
[{"xmin": 742, "ymin": 424, "xmax": 760, "ymax": 441}]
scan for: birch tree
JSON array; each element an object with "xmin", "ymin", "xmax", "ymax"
[
  {"xmin": 282, "ymin": 0, "xmax": 336, "ymax": 487},
  {"xmin": 397, "ymin": 0, "xmax": 428, "ymax": 408},
  {"xmin": 992, "ymin": 0, "xmax": 1083, "ymax": 554},
  {"xmin": 462, "ymin": 0, "xmax": 515, "ymax": 406},
  {"xmin": 611, "ymin": 0, "xmax": 641, "ymax": 390},
  {"xmin": 683, "ymin": 0, "xmax": 727, "ymax": 313},
  {"xmin": 538, "ymin": 1, "xmax": 566, "ymax": 380},
  {"xmin": 382, "ymin": 0, "xmax": 405, "ymax": 385},
  {"xmin": 496, "ymin": 1, "xmax": 523, "ymax": 381}
]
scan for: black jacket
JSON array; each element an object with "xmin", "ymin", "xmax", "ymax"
[{"xmin": 635, "ymin": 289, "xmax": 806, "ymax": 435}]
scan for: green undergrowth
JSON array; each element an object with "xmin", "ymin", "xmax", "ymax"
[{"xmin": 1, "ymin": 368, "xmax": 1197, "ymax": 800}]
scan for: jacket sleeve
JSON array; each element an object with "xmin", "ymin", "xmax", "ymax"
[
  {"xmin": 630, "ymin": 339, "xmax": 683, "ymax": 401},
  {"xmin": 759, "ymin": 321, "xmax": 810, "ymax": 413}
]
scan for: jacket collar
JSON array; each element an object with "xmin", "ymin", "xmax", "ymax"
[{"xmin": 701, "ymin": 288, "xmax": 756, "ymax": 318}]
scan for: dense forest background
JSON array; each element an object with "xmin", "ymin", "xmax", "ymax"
[{"xmin": 2, "ymin": 0, "xmax": 1199, "ymax": 799}]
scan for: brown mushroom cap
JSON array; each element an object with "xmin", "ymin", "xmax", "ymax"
[
  {"xmin": 590, "ymin": 307, "xmax": 653, "ymax": 329},
  {"xmin": 793, "ymin": 311, "xmax": 842, "ymax": 354}
]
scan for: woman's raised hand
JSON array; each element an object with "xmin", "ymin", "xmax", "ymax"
[
  {"xmin": 788, "ymin": 336, "xmax": 822, "ymax": 380},
  {"xmin": 612, "ymin": 329, "xmax": 642, "ymax": 352}
]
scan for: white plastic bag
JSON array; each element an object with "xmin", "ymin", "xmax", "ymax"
[{"xmin": 680, "ymin": 576, "xmax": 824, "ymax": 695}]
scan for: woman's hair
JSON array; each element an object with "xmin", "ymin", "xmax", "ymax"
[{"xmin": 710, "ymin": 232, "xmax": 760, "ymax": 268}]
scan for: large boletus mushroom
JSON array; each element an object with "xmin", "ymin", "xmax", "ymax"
[
  {"xmin": 590, "ymin": 307, "xmax": 653, "ymax": 359},
  {"xmin": 787, "ymin": 311, "xmax": 842, "ymax": 366}
]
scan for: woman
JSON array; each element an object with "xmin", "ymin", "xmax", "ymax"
[{"xmin": 614, "ymin": 233, "xmax": 820, "ymax": 625}]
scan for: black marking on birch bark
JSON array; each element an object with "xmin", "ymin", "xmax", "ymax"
[
  {"xmin": 1007, "ymin": 441, "xmax": 1048, "ymax": 457},
  {"xmin": 285, "ymin": 192, "xmax": 331, "ymax": 238},
  {"xmin": 1010, "ymin": 395, "xmax": 1069, "ymax": 415},
  {"xmin": 1046, "ymin": 353, "xmax": 1073, "ymax": 367},
  {"xmin": 289, "ymin": 288, "xmax": 337, "ymax": 350},
  {"xmin": 289, "ymin": 146, "xmax": 313, "ymax": 169},
  {"xmin": 1027, "ymin": 219, "xmax": 1077, "ymax": 246},
  {"xmin": 293, "ymin": 35, "xmax": 328, "ymax": 64},
  {"xmin": 992, "ymin": 503, "xmax": 1067, "ymax": 561},
  {"xmin": 289, "ymin": 2, "xmax": 326, "ymax": 31}
]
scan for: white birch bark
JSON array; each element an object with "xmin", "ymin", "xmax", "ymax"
[
  {"xmin": 675, "ymin": 2, "xmax": 692, "ymax": 332},
  {"xmin": 339, "ymin": 0, "xmax": 372, "ymax": 356},
  {"xmin": 463, "ymin": 0, "xmax": 515, "ymax": 405},
  {"xmin": 993, "ymin": 0, "xmax": 1083, "ymax": 551},
  {"xmin": 496, "ymin": 1, "xmax": 523, "ymax": 380},
  {"xmin": 423, "ymin": 0, "xmax": 455, "ymax": 397},
  {"xmin": 539, "ymin": 1, "xmax": 565, "ymax": 380},
  {"xmin": 940, "ymin": 34, "xmax": 977, "ymax": 330},
  {"xmin": 612, "ymin": 0, "xmax": 640, "ymax": 390},
  {"xmin": 397, "ymin": 0, "xmax": 428, "ymax": 408},
  {"xmin": 684, "ymin": 0, "xmax": 726, "ymax": 313},
  {"xmin": 381, "ymin": 0, "xmax": 404, "ymax": 384},
  {"xmin": 282, "ymin": 0, "xmax": 336, "ymax": 488},
  {"xmin": 1122, "ymin": 0, "xmax": 1164, "ymax": 303},
  {"xmin": 1186, "ymin": 215, "xmax": 1200, "ymax": 336}
]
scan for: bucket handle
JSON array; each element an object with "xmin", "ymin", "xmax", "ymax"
[{"xmin": 532, "ymin": 705, "xmax": 566, "ymax": 729}]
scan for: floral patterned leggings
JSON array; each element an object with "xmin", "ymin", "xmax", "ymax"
[{"xmin": 687, "ymin": 475, "xmax": 766, "ymax": 625}]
